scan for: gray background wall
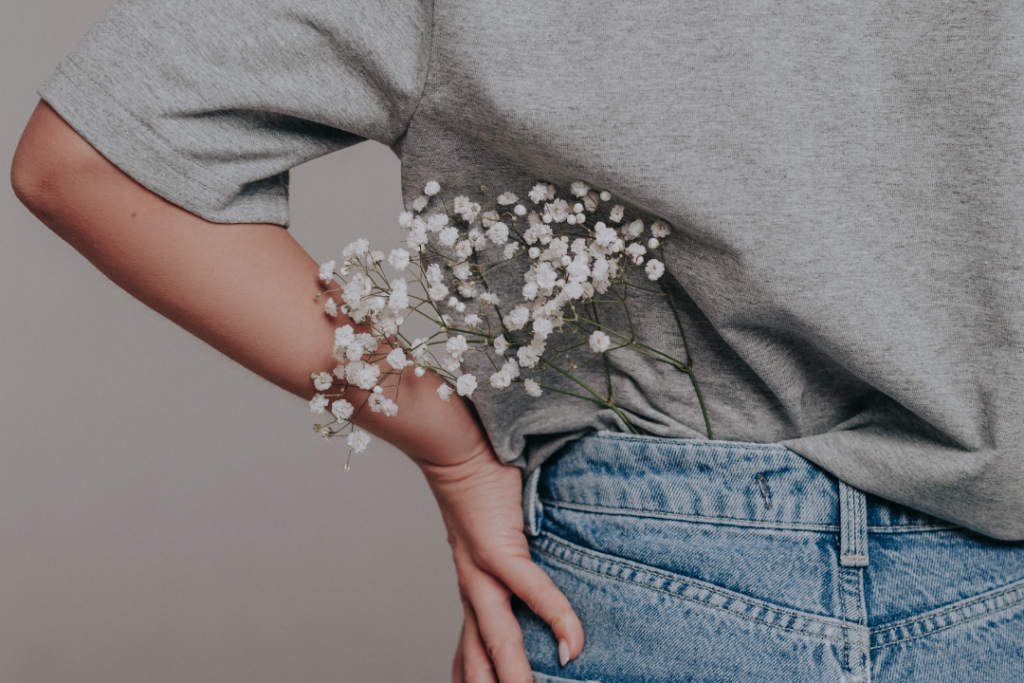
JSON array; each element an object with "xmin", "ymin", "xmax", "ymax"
[{"xmin": 1, "ymin": 1, "xmax": 462, "ymax": 680}]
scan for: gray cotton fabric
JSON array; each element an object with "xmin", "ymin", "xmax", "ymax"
[{"xmin": 40, "ymin": 0, "xmax": 1024, "ymax": 539}]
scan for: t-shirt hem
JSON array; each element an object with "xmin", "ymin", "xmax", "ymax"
[{"xmin": 38, "ymin": 59, "xmax": 291, "ymax": 227}]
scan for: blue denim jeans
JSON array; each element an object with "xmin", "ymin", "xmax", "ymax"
[{"xmin": 517, "ymin": 432, "xmax": 1024, "ymax": 682}]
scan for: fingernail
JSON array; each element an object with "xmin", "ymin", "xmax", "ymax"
[{"xmin": 558, "ymin": 639, "xmax": 570, "ymax": 667}]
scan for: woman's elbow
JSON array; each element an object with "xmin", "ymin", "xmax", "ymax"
[{"xmin": 11, "ymin": 101, "xmax": 118, "ymax": 234}]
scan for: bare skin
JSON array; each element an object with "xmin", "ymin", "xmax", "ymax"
[{"xmin": 11, "ymin": 101, "xmax": 583, "ymax": 683}]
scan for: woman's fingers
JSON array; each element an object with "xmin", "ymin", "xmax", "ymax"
[
  {"xmin": 457, "ymin": 599, "xmax": 499, "ymax": 683},
  {"xmin": 489, "ymin": 555, "xmax": 584, "ymax": 665},
  {"xmin": 462, "ymin": 565, "xmax": 535, "ymax": 683}
]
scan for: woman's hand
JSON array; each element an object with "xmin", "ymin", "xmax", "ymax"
[
  {"xmin": 14, "ymin": 101, "xmax": 582, "ymax": 682},
  {"xmin": 417, "ymin": 446, "xmax": 583, "ymax": 683}
]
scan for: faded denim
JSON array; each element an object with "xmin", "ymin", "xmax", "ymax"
[{"xmin": 518, "ymin": 432, "xmax": 1024, "ymax": 682}]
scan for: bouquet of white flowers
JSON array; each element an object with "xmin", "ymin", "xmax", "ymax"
[{"xmin": 309, "ymin": 181, "xmax": 713, "ymax": 465}]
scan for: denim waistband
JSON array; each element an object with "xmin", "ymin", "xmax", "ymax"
[{"xmin": 524, "ymin": 431, "xmax": 954, "ymax": 536}]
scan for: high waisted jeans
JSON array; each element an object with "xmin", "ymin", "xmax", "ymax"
[{"xmin": 517, "ymin": 432, "xmax": 1024, "ymax": 682}]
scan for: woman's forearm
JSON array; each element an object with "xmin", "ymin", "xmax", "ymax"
[{"xmin": 11, "ymin": 101, "xmax": 489, "ymax": 466}]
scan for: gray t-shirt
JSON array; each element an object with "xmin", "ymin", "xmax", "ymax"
[{"xmin": 40, "ymin": 0, "xmax": 1024, "ymax": 539}]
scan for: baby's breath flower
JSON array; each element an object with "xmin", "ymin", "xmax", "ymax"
[
  {"xmin": 317, "ymin": 426, "xmax": 333, "ymax": 439},
  {"xmin": 414, "ymin": 366, "xmax": 426, "ymax": 377},
  {"xmin": 388, "ymin": 279, "xmax": 410, "ymax": 310},
  {"xmin": 651, "ymin": 220, "xmax": 671, "ymax": 238},
  {"xmin": 528, "ymin": 247, "xmax": 541, "ymax": 259},
  {"xmin": 503, "ymin": 243, "xmax": 519, "ymax": 260},
  {"xmin": 545, "ymin": 199, "xmax": 570, "ymax": 223},
  {"xmin": 345, "ymin": 361, "xmax": 380, "ymax": 390},
  {"xmin": 487, "ymin": 222, "xmax": 509, "ymax": 245},
  {"xmin": 453, "ymin": 262, "xmax": 472, "ymax": 280},
  {"xmin": 532, "ymin": 318, "xmax": 554, "ymax": 340},
  {"xmin": 589, "ymin": 330, "xmax": 612, "ymax": 354},
  {"xmin": 506, "ymin": 306, "xmax": 530, "ymax": 331},
  {"xmin": 424, "ymin": 181, "xmax": 441, "ymax": 196},
  {"xmin": 399, "ymin": 211, "xmax": 414, "ymax": 229},
  {"xmin": 331, "ymin": 398, "xmax": 354, "ymax": 420},
  {"xmin": 563, "ymin": 281, "xmax": 585, "ymax": 300},
  {"xmin": 335, "ymin": 325, "xmax": 355, "ymax": 348},
  {"xmin": 428, "ymin": 283, "xmax": 449, "ymax": 301},
  {"xmin": 464, "ymin": 313, "xmax": 482, "ymax": 327},
  {"xmin": 490, "ymin": 368, "xmax": 512, "ymax": 389},
  {"xmin": 514, "ymin": 204, "xmax": 527, "ymax": 216},
  {"xmin": 319, "ymin": 260, "xmax": 336, "ymax": 283},
  {"xmin": 524, "ymin": 379, "xmax": 543, "ymax": 397},
  {"xmin": 595, "ymin": 222, "xmax": 617, "ymax": 247},
  {"xmin": 517, "ymin": 344, "xmax": 541, "ymax": 368},
  {"xmin": 599, "ymin": 190, "xmax": 612, "ymax": 202},
  {"xmin": 529, "ymin": 183, "xmax": 549, "ymax": 204},
  {"xmin": 438, "ymin": 226, "xmax": 459, "ymax": 247},
  {"xmin": 342, "ymin": 239, "xmax": 370, "ymax": 259},
  {"xmin": 412, "ymin": 195, "xmax": 429, "ymax": 212},
  {"xmin": 347, "ymin": 428, "xmax": 371, "ymax": 453},
  {"xmin": 497, "ymin": 191, "xmax": 519, "ymax": 205},
  {"xmin": 571, "ymin": 181, "xmax": 590, "ymax": 197},
  {"xmin": 455, "ymin": 241, "xmax": 473, "ymax": 259},
  {"xmin": 324, "ymin": 297, "xmax": 338, "ymax": 317},
  {"xmin": 309, "ymin": 394, "xmax": 329, "ymax": 414},
  {"xmin": 609, "ymin": 204, "xmax": 625, "ymax": 223},
  {"xmin": 645, "ymin": 259, "xmax": 665, "ymax": 280},
  {"xmin": 648, "ymin": 238, "xmax": 660, "ymax": 250},
  {"xmin": 625, "ymin": 242, "xmax": 647, "ymax": 264},
  {"xmin": 480, "ymin": 292, "xmax": 499, "ymax": 305},
  {"xmin": 427, "ymin": 213, "xmax": 449, "ymax": 232},
  {"xmin": 312, "ymin": 372, "xmax": 333, "ymax": 392},
  {"xmin": 456, "ymin": 374, "xmax": 478, "ymax": 397},
  {"xmin": 446, "ymin": 335, "xmax": 469, "ymax": 358},
  {"xmin": 458, "ymin": 282, "xmax": 478, "ymax": 298},
  {"xmin": 386, "ymin": 348, "xmax": 408, "ymax": 370},
  {"xmin": 625, "ymin": 219, "xmax": 644, "ymax": 239},
  {"xmin": 493, "ymin": 335, "xmax": 508, "ymax": 355},
  {"xmin": 407, "ymin": 225, "xmax": 428, "ymax": 252},
  {"xmin": 481, "ymin": 210, "xmax": 500, "ymax": 227},
  {"xmin": 437, "ymin": 384, "xmax": 454, "ymax": 401}
]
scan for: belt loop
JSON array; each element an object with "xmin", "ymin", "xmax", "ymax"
[
  {"xmin": 522, "ymin": 466, "xmax": 543, "ymax": 537},
  {"xmin": 839, "ymin": 480, "xmax": 869, "ymax": 568}
]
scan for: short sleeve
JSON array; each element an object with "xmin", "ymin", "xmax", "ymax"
[{"xmin": 38, "ymin": 0, "xmax": 433, "ymax": 226}]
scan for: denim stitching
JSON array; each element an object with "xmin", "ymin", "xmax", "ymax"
[
  {"xmin": 865, "ymin": 524, "xmax": 959, "ymax": 533},
  {"xmin": 869, "ymin": 589, "xmax": 1024, "ymax": 650},
  {"xmin": 838, "ymin": 562, "xmax": 850, "ymax": 671},
  {"xmin": 534, "ymin": 533, "xmax": 850, "ymax": 639},
  {"xmin": 532, "ymin": 541, "xmax": 855, "ymax": 646},
  {"xmin": 591, "ymin": 431, "xmax": 790, "ymax": 452},
  {"xmin": 869, "ymin": 578, "xmax": 1024, "ymax": 649},
  {"xmin": 540, "ymin": 498, "xmax": 839, "ymax": 532}
]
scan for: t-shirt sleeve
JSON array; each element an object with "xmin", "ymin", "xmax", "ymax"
[{"xmin": 38, "ymin": 0, "xmax": 433, "ymax": 226}]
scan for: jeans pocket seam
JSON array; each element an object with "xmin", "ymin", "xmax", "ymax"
[
  {"xmin": 870, "ymin": 577, "xmax": 1024, "ymax": 650},
  {"xmin": 533, "ymin": 533, "xmax": 853, "ymax": 646}
]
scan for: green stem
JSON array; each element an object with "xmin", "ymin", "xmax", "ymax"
[{"xmin": 660, "ymin": 278, "xmax": 713, "ymax": 439}]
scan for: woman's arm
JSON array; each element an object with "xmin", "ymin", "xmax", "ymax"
[{"xmin": 12, "ymin": 101, "xmax": 582, "ymax": 683}]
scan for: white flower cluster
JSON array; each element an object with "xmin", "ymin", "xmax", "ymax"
[{"xmin": 309, "ymin": 180, "xmax": 702, "ymax": 463}]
